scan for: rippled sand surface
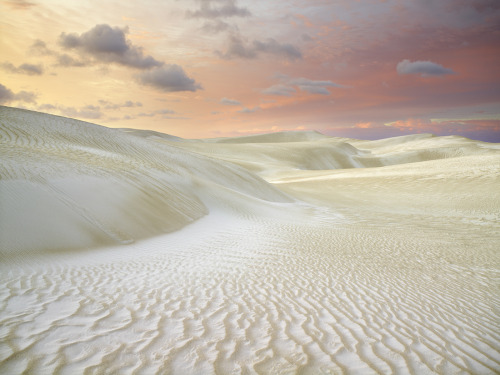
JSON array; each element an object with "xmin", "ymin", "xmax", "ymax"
[{"xmin": 1, "ymin": 106, "xmax": 499, "ymax": 374}]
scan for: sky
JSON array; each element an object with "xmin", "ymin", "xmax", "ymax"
[{"xmin": 1, "ymin": 0, "xmax": 500, "ymax": 141}]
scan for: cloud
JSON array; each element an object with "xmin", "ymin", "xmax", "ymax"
[
  {"xmin": 98, "ymin": 100, "xmax": 142, "ymax": 110},
  {"xmin": 0, "ymin": 84, "xmax": 14, "ymax": 104},
  {"xmin": 263, "ymin": 76, "xmax": 344, "ymax": 96},
  {"xmin": 30, "ymin": 39, "xmax": 55, "ymax": 56},
  {"xmin": 187, "ymin": 0, "xmax": 251, "ymax": 19},
  {"xmin": 56, "ymin": 54, "xmax": 88, "ymax": 67},
  {"xmin": 137, "ymin": 112, "xmax": 156, "ymax": 117},
  {"xmin": 0, "ymin": 83, "xmax": 37, "ymax": 104},
  {"xmin": 262, "ymin": 84, "xmax": 296, "ymax": 96},
  {"xmin": 301, "ymin": 33, "xmax": 313, "ymax": 42},
  {"xmin": 14, "ymin": 90, "xmax": 37, "ymax": 103},
  {"xmin": 136, "ymin": 65, "xmax": 202, "ymax": 92},
  {"xmin": 253, "ymin": 39, "xmax": 302, "ymax": 60},
  {"xmin": 59, "ymin": 24, "xmax": 163, "ymax": 69},
  {"xmin": 156, "ymin": 109, "xmax": 176, "ymax": 115},
  {"xmin": 217, "ymin": 34, "xmax": 302, "ymax": 61},
  {"xmin": 37, "ymin": 103, "xmax": 57, "ymax": 111},
  {"xmin": 220, "ymin": 97, "xmax": 241, "ymax": 105},
  {"xmin": 201, "ymin": 20, "xmax": 232, "ymax": 34},
  {"xmin": 137, "ymin": 109, "xmax": 176, "ymax": 117},
  {"xmin": 397, "ymin": 59, "xmax": 455, "ymax": 77},
  {"xmin": 238, "ymin": 106, "xmax": 260, "ymax": 113},
  {"xmin": 29, "ymin": 39, "xmax": 88, "ymax": 67},
  {"xmin": 0, "ymin": 61, "xmax": 43, "ymax": 75},
  {"xmin": 217, "ymin": 34, "xmax": 257, "ymax": 59},
  {"xmin": 58, "ymin": 105, "xmax": 103, "ymax": 119},
  {"xmin": 288, "ymin": 77, "xmax": 345, "ymax": 94},
  {"xmin": 4, "ymin": 0, "xmax": 36, "ymax": 9}
]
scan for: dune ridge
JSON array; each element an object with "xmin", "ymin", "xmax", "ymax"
[{"xmin": 1, "ymin": 106, "xmax": 499, "ymax": 374}]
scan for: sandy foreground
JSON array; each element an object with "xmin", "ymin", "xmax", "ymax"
[{"xmin": 1, "ymin": 106, "xmax": 499, "ymax": 374}]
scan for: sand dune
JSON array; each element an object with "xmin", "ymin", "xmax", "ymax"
[
  {"xmin": 0, "ymin": 107, "xmax": 290, "ymax": 255},
  {"xmin": 1, "ymin": 106, "xmax": 499, "ymax": 374}
]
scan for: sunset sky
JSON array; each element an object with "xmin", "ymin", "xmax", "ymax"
[{"xmin": 1, "ymin": 0, "xmax": 500, "ymax": 141}]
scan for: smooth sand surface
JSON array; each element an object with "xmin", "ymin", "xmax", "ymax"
[{"xmin": 1, "ymin": 106, "xmax": 499, "ymax": 374}]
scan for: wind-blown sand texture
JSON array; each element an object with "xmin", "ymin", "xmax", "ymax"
[{"xmin": 1, "ymin": 106, "xmax": 499, "ymax": 374}]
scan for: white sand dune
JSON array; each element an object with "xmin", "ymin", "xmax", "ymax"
[
  {"xmin": 1, "ymin": 106, "xmax": 499, "ymax": 374},
  {"xmin": 0, "ymin": 107, "xmax": 290, "ymax": 255}
]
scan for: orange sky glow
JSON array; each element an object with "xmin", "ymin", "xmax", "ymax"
[{"xmin": 1, "ymin": 0, "xmax": 499, "ymax": 141}]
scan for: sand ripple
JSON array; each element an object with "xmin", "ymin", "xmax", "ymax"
[{"xmin": 1, "ymin": 210, "xmax": 499, "ymax": 374}]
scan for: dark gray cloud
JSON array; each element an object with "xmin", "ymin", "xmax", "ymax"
[
  {"xmin": 262, "ymin": 84, "xmax": 296, "ymax": 96},
  {"xmin": 59, "ymin": 24, "xmax": 163, "ymax": 69},
  {"xmin": 0, "ymin": 83, "xmax": 37, "ymax": 104},
  {"xmin": 397, "ymin": 59, "xmax": 455, "ymax": 77},
  {"xmin": 0, "ymin": 84, "xmax": 14, "ymax": 104},
  {"xmin": 136, "ymin": 65, "xmax": 202, "ymax": 92},
  {"xmin": 220, "ymin": 97, "xmax": 241, "ymax": 105},
  {"xmin": 187, "ymin": 0, "xmax": 251, "ymax": 19},
  {"xmin": 217, "ymin": 35, "xmax": 302, "ymax": 61},
  {"xmin": 1, "ymin": 61, "xmax": 43, "ymax": 75}
]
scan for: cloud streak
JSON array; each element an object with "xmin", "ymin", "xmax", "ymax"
[
  {"xmin": 220, "ymin": 97, "xmax": 241, "ymax": 105},
  {"xmin": 187, "ymin": 0, "xmax": 251, "ymax": 19},
  {"xmin": 3, "ymin": 0, "xmax": 36, "ymax": 10},
  {"xmin": 217, "ymin": 35, "xmax": 302, "ymax": 61},
  {"xmin": 98, "ymin": 100, "xmax": 143, "ymax": 110},
  {"xmin": 58, "ymin": 105, "xmax": 103, "ymax": 119},
  {"xmin": 397, "ymin": 59, "xmax": 455, "ymax": 77},
  {"xmin": 1, "ymin": 62, "xmax": 43, "ymax": 75},
  {"xmin": 263, "ymin": 76, "xmax": 344, "ymax": 96},
  {"xmin": 262, "ymin": 84, "xmax": 296, "ymax": 96},
  {"xmin": 238, "ymin": 106, "xmax": 260, "ymax": 113}
]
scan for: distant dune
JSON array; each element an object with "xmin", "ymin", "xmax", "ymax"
[{"xmin": 1, "ymin": 106, "xmax": 499, "ymax": 374}]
